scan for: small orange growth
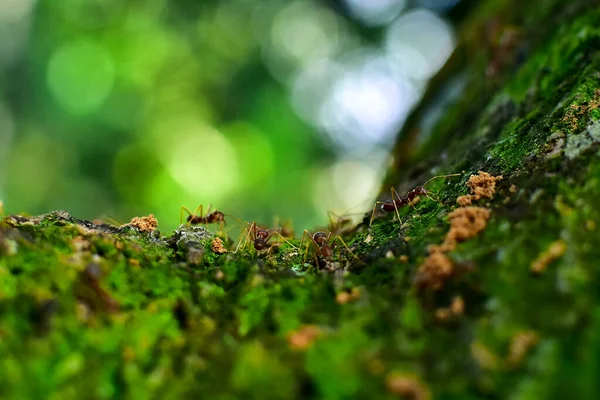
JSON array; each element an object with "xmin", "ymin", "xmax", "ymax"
[
  {"xmin": 531, "ymin": 239, "xmax": 567, "ymax": 274},
  {"xmin": 70, "ymin": 236, "xmax": 90, "ymax": 253},
  {"xmin": 399, "ymin": 255, "xmax": 409, "ymax": 263},
  {"xmin": 211, "ymin": 237, "xmax": 228, "ymax": 254},
  {"xmin": 415, "ymin": 251, "xmax": 454, "ymax": 291},
  {"xmin": 287, "ymin": 325, "xmax": 322, "ymax": 351},
  {"xmin": 562, "ymin": 89, "xmax": 600, "ymax": 131},
  {"xmin": 451, "ymin": 296, "xmax": 465, "ymax": 315},
  {"xmin": 336, "ymin": 287, "xmax": 361, "ymax": 304},
  {"xmin": 128, "ymin": 214, "xmax": 158, "ymax": 232},
  {"xmin": 215, "ymin": 270, "xmax": 224, "ymax": 280},
  {"xmin": 435, "ymin": 296, "xmax": 465, "ymax": 321},
  {"xmin": 128, "ymin": 258, "xmax": 140, "ymax": 267},
  {"xmin": 506, "ymin": 330, "xmax": 539, "ymax": 367},
  {"xmin": 430, "ymin": 207, "xmax": 491, "ymax": 253},
  {"xmin": 457, "ymin": 171, "xmax": 503, "ymax": 206},
  {"xmin": 385, "ymin": 372, "xmax": 431, "ymax": 400},
  {"xmin": 417, "ymin": 205, "xmax": 489, "ymax": 291}
]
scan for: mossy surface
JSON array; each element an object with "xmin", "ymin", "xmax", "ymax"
[{"xmin": 3, "ymin": 3, "xmax": 600, "ymax": 400}]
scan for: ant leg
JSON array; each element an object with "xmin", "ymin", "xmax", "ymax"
[
  {"xmin": 327, "ymin": 211, "xmax": 343, "ymax": 232},
  {"xmin": 369, "ymin": 201, "xmax": 393, "ymax": 227},
  {"xmin": 301, "ymin": 230, "xmax": 321, "ymax": 263},
  {"xmin": 232, "ymin": 222, "xmax": 253, "ymax": 253},
  {"xmin": 180, "ymin": 205, "xmax": 202, "ymax": 225},
  {"xmin": 267, "ymin": 229, "xmax": 297, "ymax": 249},
  {"xmin": 421, "ymin": 173, "xmax": 462, "ymax": 187},
  {"xmin": 217, "ymin": 221, "xmax": 228, "ymax": 241},
  {"xmin": 389, "ymin": 187, "xmax": 405, "ymax": 227},
  {"xmin": 331, "ymin": 235, "xmax": 362, "ymax": 263}
]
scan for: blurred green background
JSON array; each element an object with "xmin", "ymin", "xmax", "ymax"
[{"xmin": 0, "ymin": 0, "xmax": 460, "ymax": 233}]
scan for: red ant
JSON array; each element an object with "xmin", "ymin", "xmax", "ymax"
[
  {"xmin": 233, "ymin": 221, "xmax": 296, "ymax": 254},
  {"xmin": 300, "ymin": 230, "xmax": 358, "ymax": 266},
  {"xmin": 369, "ymin": 174, "xmax": 461, "ymax": 227},
  {"xmin": 180, "ymin": 204, "xmax": 240, "ymax": 236}
]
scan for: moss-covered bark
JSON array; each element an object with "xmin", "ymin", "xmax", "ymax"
[{"xmin": 2, "ymin": 1, "xmax": 600, "ymax": 399}]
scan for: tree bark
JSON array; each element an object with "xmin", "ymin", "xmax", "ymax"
[{"xmin": 1, "ymin": 1, "xmax": 600, "ymax": 398}]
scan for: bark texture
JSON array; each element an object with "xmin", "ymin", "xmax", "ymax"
[{"xmin": 2, "ymin": 1, "xmax": 600, "ymax": 398}]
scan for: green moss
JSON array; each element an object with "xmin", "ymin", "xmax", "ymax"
[{"xmin": 3, "ymin": 2, "xmax": 600, "ymax": 399}]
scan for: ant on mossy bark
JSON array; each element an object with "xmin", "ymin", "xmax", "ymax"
[
  {"xmin": 369, "ymin": 174, "xmax": 462, "ymax": 227},
  {"xmin": 300, "ymin": 230, "xmax": 361, "ymax": 267},
  {"xmin": 180, "ymin": 204, "xmax": 240, "ymax": 238},
  {"xmin": 233, "ymin": 221, "xmax": 296, "ymax": 255}
]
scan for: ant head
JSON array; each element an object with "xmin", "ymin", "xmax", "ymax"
[
  {"xmin": 413, "ymin": 186, "xmax": 427, "ymax": 195},
  {"xmin": 254, "ymin": 238, "xmax": 268, "ymax": 250},
  {"xmin": 210, "ymin": 211, "xmax": 226, "ymax": 223},
  {"xmin": 313, "ymin": 231, "xmax": 328, "ymax": 246},
  {"xmin": 256, "ymin": 230, "xmax": 269, "ymax": 240}
]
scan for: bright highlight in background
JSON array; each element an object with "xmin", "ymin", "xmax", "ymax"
[
  {"xmin": 47, "ymin": 39, "xmax": 115, "ymax": 115},
  {"xmin": 1, "ymin": 0, "xmax": 461, "ymax": 232},
  {"xmin": 345, "ymin": 0, "xmax": 406, "ymax": 26}
]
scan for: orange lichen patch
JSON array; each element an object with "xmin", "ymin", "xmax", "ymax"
[
  {"xmin": 431, "ymin": 207, "xmax": 491, "ymax": 253},
  {"xmin": 128, "ymin": 214, "xmax": 158, "ymax": 232},
  {"xmin": 211, "ymin": 237, "xmax": 228, "ymax": 254},
  {"xmin": 70, "ymin": 236, "xmax": 90, "ymax": 253},
  {"xmin": 336, "ymin": 288, "xmax": 361, "ymax": 304},
  {"xmin": 451, "ymin": 296, "xmax": 465, "ymax": 315},
  {"xmin": 531, "ymin": 239, "xmax": 567, "ymax": 274},
  {"xmin": 506, "ymin": 330, "xmax": 539, "ymax": 367},
  {"xmin": 562, "ymin": 89, "xmax": 600, "ymax": 131},
  {"xmin": 435, "ymin": 296, "xmax": 465, "ymax": 321},
  {"xmin": 385, "ymin": 372, "xmax": 431, "ymax": 400},
  {"xmin": 415, "ymin": 251, "xmax": 454, "ymax": 291},
  {"xmin": 457, "ymin": 171, "xmax": 503, "ymax": 206},
  {"xmin": 417, "ymin": 207, "xmax": 490, "ymax": 291},
  {"xmin": 128, "ymin": 258, "xmax": 140, "ymax": 267},
  {"xmin": 287, "ymin": 325, "xmax": 322, "ymax": 351}
]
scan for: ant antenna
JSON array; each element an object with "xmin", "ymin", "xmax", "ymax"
[{"xmin": 421, "ymin": 173, "xmax": 462, "ymax": 188}]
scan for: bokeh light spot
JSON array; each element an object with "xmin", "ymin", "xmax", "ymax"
[
  {"xmin": 313, "ymin": 160, "xmax": 381, "ymax": 223},
  {"xmin": 344, "ymin": 0, "xmax": 406, "ymax": 26},
  {"xmin": 317, "ymin": 51, "xmax": 417, "ymax": 152},
  {"xmin": 223, "ymin": 122, "xmax": 274, "ymax": 187},
  {"xmin": 47, "ymin": 39, "xmax": 115, "ymax": 115},
  {"xmin": 386, "ymin": 9, "xmax": 455, "ymax": 80},
  {"xmin": 6, "ymin": 135, "xmax": 67, "ymax": 212},
  {"xmin": 0, "ymin": 0, "xmax": 35, "ymax": 22},
  {"xmin": 153, "ymin": 117, "xmax": 239, "ymax": 202}
]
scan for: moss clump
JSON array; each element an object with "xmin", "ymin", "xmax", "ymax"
[{"xmin": 3, "ymin": 2, "xmax": 600, "ymax": 399}]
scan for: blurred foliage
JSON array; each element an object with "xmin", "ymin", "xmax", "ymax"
[
  {"xmin": 1, "ymin": 0, "xmax": 340, "ymax": 232},
  {"xmin": 0, "ymin": 0, "xmax": 465, "ymax": 234}
]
